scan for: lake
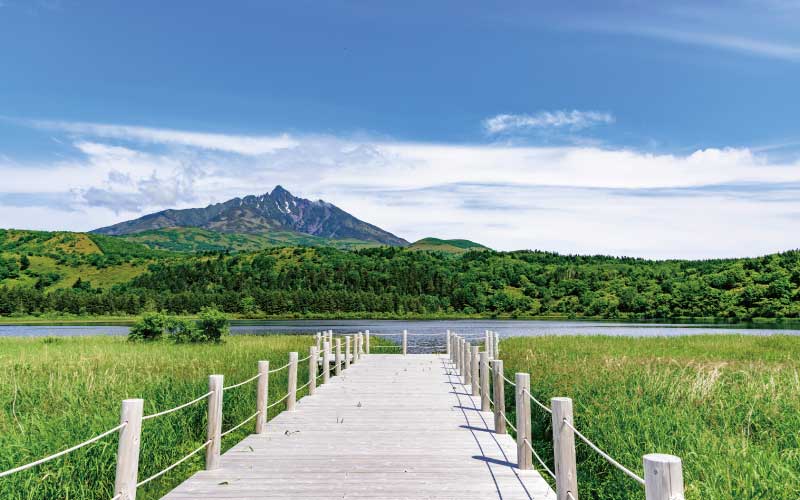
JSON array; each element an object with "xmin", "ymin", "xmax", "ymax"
[{"xmin": 3, "ymin": 318, "xmax": 800, "ymax": 351}]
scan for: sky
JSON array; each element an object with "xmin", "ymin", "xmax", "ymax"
[{"xmin": 1, "ymin": 0, "xmax": 800, "ymax": 259}]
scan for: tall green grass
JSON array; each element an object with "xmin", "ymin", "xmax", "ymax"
[
  {"xmin": 0, "ymin": 335, "xmax": 317, "ymax": 499},
  {"xmin": 498, "ymin": 335, "xmax": 800, "ymax": 499}
]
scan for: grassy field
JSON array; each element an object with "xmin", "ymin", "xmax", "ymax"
[
  {"xmin": 498, "ymin": 335, "xmax": 800, "ymax": 499},
  {"xmin": 0, "ymin": 335, "xmax": 323, "ymax": 499}
]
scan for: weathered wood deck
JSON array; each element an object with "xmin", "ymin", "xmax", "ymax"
[{"xmin": 162, "ymin": 354, "xmax": 555, "ymax": 499}]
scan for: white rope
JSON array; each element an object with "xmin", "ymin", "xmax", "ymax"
[
  {"xmin": 523, "ymin": 438, "xmax": 556, "ymax": 480},
  {"xmin": 143, "ymin": 391, "xmax": 213, "ymax": 421},
  {"xmin": 522, "ymin": 389, "xmax": 553, "ymax": 414},
  {"xmin": 567, "ymin": 492, "xmax": 577, "ymax": 500},
  {"xmin": 297, "ymin": 380, "xmax": 311, "ymax": 392},
  {"xmin": 0, "ymin": 422, "xmax": 126, "ymax": 478},
  {"xmin": 136, "ymin": 440, "xmax": 211, "ymax": 487},
  {"xmin": 298, "ymin": 353, "xmax": 312, "ymax": 363},
  {"xmin": 562, "ymin": 419, "xmax": 645, "ymax": 485},
  {"xmin": 110, "ymin": 494, "xmax": 122, "ymax": 500},
  {"xmin": 221, "ymin": 411, "xmax": 260, "ymax": 437},
  {"xmin": 267, "ymin": 392, "xmax": 290, "ymax": 409},
  {"xmin": 503, "ymin": 413, "xmax": 517, "ymax": 432},
  {"xmin": 268, "ymin": 361, "xmax": 292, "ymax": 374},
  {"xmin": 223, "ymin": 373, "xmax": 260, "ymax": 391},
  {"xmin": 502, "ymin": 374, "xmax": 516, "ymax": 387}
]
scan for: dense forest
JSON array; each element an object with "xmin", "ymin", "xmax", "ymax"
[{"xmin": 2, "ymin": 234, "xmax": 800, "ymax": 320}]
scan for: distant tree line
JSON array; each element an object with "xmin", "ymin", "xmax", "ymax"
[{"xmin": 1, "ymin": 246, "xmax": 800, "ymax": 320}]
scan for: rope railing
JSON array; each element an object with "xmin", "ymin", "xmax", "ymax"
[
  {"xmin": 143, "ymin": 391, "xmax": 213, "ymax": 421},
  {"xmin": 221, "ymin": 411, "xmax": 261, "ymax": 438},
  {"xmin": 135, "ymin": 440, "xmax": 212, "ymax": 487},
  {"xmin": 223, "ymin": 373, "xmax": 261, "ymax": 391},
  {"xmin": 522, "ymin": 388, "xmax": 552, "ymax": 415},
  {"xmin": 445, "ymin": 330, "xmax": 684, "ymax": 500},
  {"xmin": 267, "ymin": 391, "xmax": 290, "ymax": 410},
  {"xmin": 523, "ymin": 438, "xmax": 556, "ymax": 480},
  {"xmin": 562, "ymin": 418, "xmax": 646, "ymax": 486},
  {"xmin": 268, "ymin": 361, "xmax": 292, "ymax": 374},
  {"xmin": 0, "ymin": 422, "xmax": 127, "ymax": 478}
]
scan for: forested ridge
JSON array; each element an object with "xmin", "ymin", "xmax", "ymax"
[{"xmin": 2, "ymin": 242, "xmax": 800, "ymax": 320}]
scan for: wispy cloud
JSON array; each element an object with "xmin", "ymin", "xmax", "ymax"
[
  {"xmin": 483, "ymin": 110, "xmax": 615, "ymax": 135},
  {"xmin": 632, "ymin": 27, "xmax": 800, "ymax": 62}
]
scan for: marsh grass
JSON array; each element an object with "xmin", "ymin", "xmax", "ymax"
[
  {"xmin": 0, "ymin": 335, "xmax": 319, "ymax": 499},
  {"xmin": 498, "ymin": 335, "xmax": 800, "ymax": 499}
]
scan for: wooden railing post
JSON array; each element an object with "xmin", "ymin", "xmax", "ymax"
[
  {"xmin": 308, "ymin": 347, "xmax": 317, "ymax": 395},
  {"xmin": 206, "ymin": 375, "xmax": 223, "ymax": 470},
  {"xmin": 471, "ymin": 346, "xmax": 480, "ymax": 396},
  {"xmin": 359, "ymin": 332, "xmax": 365, "ymax": 354},
  {"xmin": 488, "ymin": 331, "xmax": 495, "ymax": 358},
  {"xmin": 480, "ymin": 352, "xmax": 490, "ymax": 411},
  {"xmin": 365, "ymin": 330, "xmax": 370, "ymax": 354},
  {"xmin": 494, "ymin": 332, "xmax": 500, "ymax": 357},
  {"xmin": 464, "ymin": 341, "xmax": 472, "ymax": 386},
  {"xmin": 335, "ymin": 338, "xmax": 342, "ymax": 376},
  {"xmin": 256, "ymin": 360, "xmax": 269, "ymax": 433},
  {"xmin": 493, "ymin": 360, "xmax": 506, "ymax": 433},
  {"xmin": 287, "ymin": 352, "xmax": 298, "ymax": 411},
  {"xmin": 515, "ymin": 373, "xmax": 532, "ymax": 470},
  {"xmin": 644, "ymin": 454, "xmax": 684, "ymax": 500},
  {"xmin": 345, "ymin": 336, "xmax": 351, "ymax": 369},
  {"xmin": 322, "ymin": 341, "xmax": 330, "ymax": 384},
  {"xmin": 402, "ymin": 330, "xmax": 408, "ymax": 355},
  {"xmin": 316, "ymin": 332, "xmax": 321, "ymax": 351},
  {"xmin": 354, "ymin": 335, "xmax": 360, "ymax": 363},
  {"xmin": 446, "ymin": 330, "xmax": 451, "ymax": 358},
  {"xmin": 113, "ymin": 398, "xmax": 143, "ymax": 500},
  {"xmin": 552, "ymin": 397, "xmax": 578, "ymax": 500},
  {"xmin": 485, "ymin": 330, "xmax": 491, "ymax": 358}
]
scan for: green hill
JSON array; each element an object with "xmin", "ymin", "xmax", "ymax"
[
  {"xmin": 120, "ymin": 227, "xmax": 383, "ymax": 253},
  {"xmin": 0, "ymin": 229, "xmax": 167, "ymax": 291},
  {"xmin": 408, "ymin": 237, "xmax": 489, "ymax": 253}
]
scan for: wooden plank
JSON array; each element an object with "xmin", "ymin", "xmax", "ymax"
[{"xmin": 162, "ymin": 355, "xmax": 554, "ymax": 500}]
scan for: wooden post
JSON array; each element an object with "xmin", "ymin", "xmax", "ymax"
[
  {"xmin": 359, "ymin": 332, "xmax": 365, "ymax": 354},
  {"xmin": 644, "ymin": 454, "xmax": 684, "ymax": 500},
  {"xmin": 287, "ymin": 352, "xmax": 298, "ymax": 411},
  {"xmin": 345, "ymin": 336, "xmax": 351, "ymax": 369},
  {"xmin": 256, "ymin": 360, "xmax": 269, "ymax": 433},
  {"xmin": 354, "ymin": 335, "xmax": 360, "ymax": 363},
  {"xmin": 515, "ymin": 373, "xmax": 532, "ymax": 470},
  {"xmin": 493, "ymin": 360, "xmax": 506, "ymax": 434},
  {"xmin": 464, "ymin": 341, "xmax": 472, "ymax": 386},
  {"xmin": 446, "ymin": 330, "xmax": 451, "ymax": 357},
  {"xmin": 365, "ymin": 330, "xmax": 370, "ymax": 354},
  {"xmin": 494, "ymin": 332, "xmax": 500, "ymax": 357},
  {"xmin": 485, "ymin": 330, "xmax": 490, "ymax": 357},
  {"xmin": 316, "ymin": 332, "xmax": 321, "ymax": 351},
  {"xmin": 402, "ymin": 330, "xmax": 408, "ymax": 355},
  {"xmin": 471, "ymin": 346, "xmax": 480, "ymax": 396},
  {"xmin": 459, "ymin": 338, "xmax": 466, "ymax": 379},
  {"xmin": 488, "ymin": 331, "xmax": 494, "ymax": 358},
  {"xmin": 480, "ymin": 352, "xmax": 490, "ymax": 411},
  {"xmin": 206, "ymin": 375, "xmax": 223, "ymax": 470},
  {"xmin": 335, "ymin": 338, "xmax": 342, "ymax": 376},
  {"xmin": 113, "ymin": 398, "xmax": 143, "ymax": 500},
  {"xmin": 322, "ymin": 341, "xmax": 330, "ymax": 384},
  {"xmin": 552, "ymin": 397, "xmax": 578, "ymax": 500},
  {"xmin": 308, "ymin": 347, "xmax": 317, "ymax": 395}
]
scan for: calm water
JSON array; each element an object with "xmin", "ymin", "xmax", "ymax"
[{"xmin": 3, "ymin": 319, "xmax": 800, "ymax": 349}]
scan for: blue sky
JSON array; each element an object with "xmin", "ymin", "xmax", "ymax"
[{"xmin": 1, "ymin": 0, "xmax": 800, "ymax": 258}]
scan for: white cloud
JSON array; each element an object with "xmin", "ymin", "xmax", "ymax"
[
  {"xmin": 2, "ymin": 120, "xmax": 800, "ymax": 259},
  {"xmin": 631, "ymin": 27, "xmax": 800, "ymax": 62},
  {"xmin": 483, "ymin": 110, "xmax": 615, "ymax": 134}
]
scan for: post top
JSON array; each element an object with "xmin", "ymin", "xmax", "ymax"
[
  {"xmin": 289, "ymin": 351, "xmax": 299, "ymax": 359},
  {"xmin": 551, "ymin": 396, "xmax": 572, "ymax": 403},
  {"xmin": 122, "ymin": 398, "xmax": 144, "ymax": 404},
  {"xmin": 643, "ymin": 453, "xmax": 682, "ymax": 464}
]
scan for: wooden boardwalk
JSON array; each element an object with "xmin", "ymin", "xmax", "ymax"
[{"xmin": 162, "ymin": 354, "xmax": 555, "ymax": 499}]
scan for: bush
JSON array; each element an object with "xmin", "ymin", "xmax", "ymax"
[
  {"xmin": 196, "ymin": 307, "xmax": 229, "ymax": 343},
  {"xmin": 165, "ymin": 317, "xmax": 203, "ymax": 343},
  {"xmin": 128, "ymin": 312, "xmax": 167, "ymax": 341}
]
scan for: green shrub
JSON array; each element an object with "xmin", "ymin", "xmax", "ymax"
[
  {"xmin": 196, "ymin": 307, "xmax": 229, "ymax": 343},
  {"xmin": 128, "ymin": 312, "xmax": 167, "ymax": 341},
  {"xmin": 165, "ymin": 317, "xmax": 202, "ymax": 343}
]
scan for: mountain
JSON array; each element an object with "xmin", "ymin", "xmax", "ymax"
[
  {"xmin": 408, "ymin": 237, "xmax": 489, "ymax": 253},
  {"xmin": 92, "ymin": 186, "xmax": 409, "ymax": 246}
]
